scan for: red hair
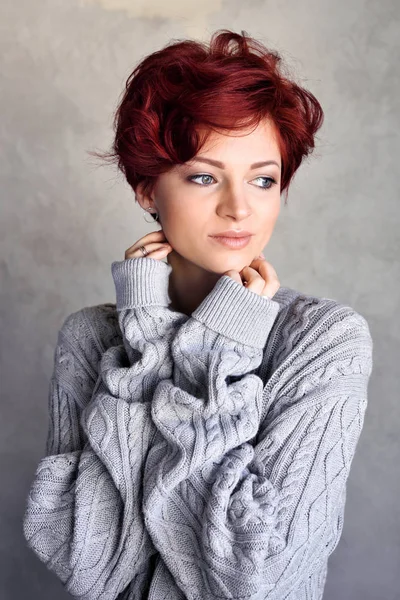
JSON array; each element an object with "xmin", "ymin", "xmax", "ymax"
[{"xmin": 92, "ymin": 29, "xmax": 324, "ymax": 213}]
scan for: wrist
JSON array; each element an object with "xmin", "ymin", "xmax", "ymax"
[
  {"xmin": 111, "ymin": 257, "xmax": 172, "ymax": 310},
  {"xmin": 191, "ymin": 274, "xmax": 280, "ymax": 348}
]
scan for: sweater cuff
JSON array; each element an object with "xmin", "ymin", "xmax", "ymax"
[
  {"xmin": 191, "ymin": 275, "xmax": 281, "ymax": 349},
  {"xmin": 111, "ymin": 258, "xmax": 172, "ymax": 310}
]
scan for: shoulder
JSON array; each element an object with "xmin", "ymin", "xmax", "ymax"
[
  {"xmin": 273, "ymin": 284, "xmax": 371, "ymax": 337},
  {"xmin": 267, "ymin": 285, "xmax": 373, "ymax": 374},
  {"xmin": 58, "ymin": 302, "xmax": 122, "ymax": 373}
]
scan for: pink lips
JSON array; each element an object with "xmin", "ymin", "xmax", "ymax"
[
  {"xmin": 211, "ymin": 230, "xmax": 253, "ymax": 238},
  {"xmin": 210, "ymin": 235, "xmax": 252, "ymax": 249}
]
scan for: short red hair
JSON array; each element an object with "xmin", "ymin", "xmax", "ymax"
[{"xmin": 93, "ymin": 29, "xmax": 324, "ymax": 213}]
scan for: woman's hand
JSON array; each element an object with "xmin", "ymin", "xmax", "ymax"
[
  {"xmin": 224, "ymin": 256, "xmax": 281, "ymax": 299},
  {"xmin": 124, "ymin": 230, "xmax": 172, "ymax": 260},
  {"xmin": 124, "ymin": 229, "xmax": 280, "ymax": 300}
]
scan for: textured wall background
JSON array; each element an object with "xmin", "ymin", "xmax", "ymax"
[{"xmin": 1, "ymin": 0, "xmax": 399, "ymax": 598}]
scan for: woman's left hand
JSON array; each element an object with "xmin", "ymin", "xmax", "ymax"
[{"xmin": 223, "ymin": 255, "xmax": 281, "ymax": 299}]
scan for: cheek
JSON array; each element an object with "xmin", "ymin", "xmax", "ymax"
[
  {"xmin": 259, "ymin": 206, "xmax": 280, "ymax": 240},
  {"xmin": 163, "ymin": 201, "xmax": 205, "ymax": 233},
  {"xmin": 160, "ymin": 216, "xmax": 196, "ymax": 251},
  {"xmin": 262, "ymin": 199, "xmax": 280, "ymax": 223}
]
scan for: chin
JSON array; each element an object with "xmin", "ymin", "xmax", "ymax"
[{"xmin": 201, "ymin": 255, "xmax": 252, "ymax": 274}]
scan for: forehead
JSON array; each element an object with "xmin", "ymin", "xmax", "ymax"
[{"xmin": 197, "ymin": 118, "xmax": 281, "ymax": 157}]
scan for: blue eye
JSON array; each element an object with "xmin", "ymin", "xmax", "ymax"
[
  {"xmin": 187, "ymin": 174, "xmax": 215, "ymax": 186},
  {"xmin": 186, "ymin": 174, "xmax": 277, "ymax": 190},
  {"xmin": 253, "ymin": 177, "xmax": 277, "ymax": 191}
]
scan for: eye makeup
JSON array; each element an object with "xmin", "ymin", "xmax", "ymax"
[{"xmin": 186, "ymin": 173, "xmax": 278, "ymax": 191}]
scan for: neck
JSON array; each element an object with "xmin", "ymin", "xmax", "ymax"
[{"xmin": 166, "ymin": 251, "xmax": 220, "ymax": 317}]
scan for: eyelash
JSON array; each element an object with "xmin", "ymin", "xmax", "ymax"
[{"xmin": 186, "ymin": 174, "xmax": 277, "ymax": 191}]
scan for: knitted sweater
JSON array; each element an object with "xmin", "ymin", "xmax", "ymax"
[{"xmin": 23, "ymin": 257, "xmax": 373, "ymax": 600}]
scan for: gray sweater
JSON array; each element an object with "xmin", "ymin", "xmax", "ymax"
[{"xmin": 23, "ymin": 257, "xmax": 373, "ymax": 600}]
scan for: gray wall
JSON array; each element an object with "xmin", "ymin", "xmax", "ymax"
[{"xmin": 1, "ymin": 1, "xmax": 399, "ymax": 598}]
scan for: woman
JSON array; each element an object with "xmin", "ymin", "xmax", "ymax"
[{"xmin": 23, "ymin": 29, "xmax": 373, "ymax": 600}]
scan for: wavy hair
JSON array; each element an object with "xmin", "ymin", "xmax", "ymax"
[{"xmin": 91, "ymin": 29, "xmax": 324, "ymax": 215}]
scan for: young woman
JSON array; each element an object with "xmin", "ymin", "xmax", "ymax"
[{"xmin": 23, "ymin": 29, "xmax": 373, "ymax": 600}]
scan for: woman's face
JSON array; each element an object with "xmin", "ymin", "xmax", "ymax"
[{"xmin": 138, "ymin": 117, "xmax": 282, "ymax": 275}]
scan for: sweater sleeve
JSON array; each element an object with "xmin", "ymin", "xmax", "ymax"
[
  {"xmin": 22, "ymin": 258, "xmax": 183, "ymax": 600},
  {"xmin": 141, "ymin": 282, "xmax": 374, "ymax": 599}
]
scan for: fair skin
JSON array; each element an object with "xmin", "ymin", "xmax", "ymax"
[{"xmin": 127, "ymin": 117, "xmax": 281, "ymax": 316}]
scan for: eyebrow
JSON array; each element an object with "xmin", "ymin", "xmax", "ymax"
[{"xmin": 189, "ymin": 156, "xmax": 281, "ymax": 170}]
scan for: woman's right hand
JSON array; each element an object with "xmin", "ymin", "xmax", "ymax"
[{"xmin": 124, "ymin": 229, "xmax": 173, "ymax": 260}]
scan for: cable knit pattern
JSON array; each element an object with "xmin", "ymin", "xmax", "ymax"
[{"xmin": 22, "ymin": 257, "xmax": 373, "ymax": 600}]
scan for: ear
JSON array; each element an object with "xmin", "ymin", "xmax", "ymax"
[{"xmin": 135, "ymin": 183, "xmax": 156, "ymax": 213}]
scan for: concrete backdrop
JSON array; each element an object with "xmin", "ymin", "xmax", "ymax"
[{"xmin": 1, "ymin": 0, "xmax": 399, "ymax": 598}]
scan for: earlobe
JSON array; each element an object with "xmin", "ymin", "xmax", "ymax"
[{"xmin": 135, "ymin": 185, "xmax": 155, "ymax": 213}]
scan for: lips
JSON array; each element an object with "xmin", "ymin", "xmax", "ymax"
[
  {"xmin": 210, "ymin": 231, "xmax": 253, "ymax": 238},
  {"xmin": 210, "ymin": 235, "xmax": 252, "ymax": 249}
]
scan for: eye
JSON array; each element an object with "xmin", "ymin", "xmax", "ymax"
[
  {"xmin": 252, "ymin": 176, "xmax": 277, "ymax": 191},
  {"xmin": 186, "ymin": 174, "xmax": 278, "ymax": 190},
  {"xmin": 187, "ymin": 174, "xmax": 215, "ymax": 186}
]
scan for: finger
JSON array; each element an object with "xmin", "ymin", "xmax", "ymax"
[
  {"xmin": 125, "ymin": 242, "xmax": 171, "ymax": 259},
  {"xmin": 241, "ymin": 263, "xmax": 279, "ymax": 298},
  {"xmin": 125, "ymin": 229, "xmax": 167, "ymax": 254},
  {"xmin": 241, "ymin": 265, "xmax": 264, "ymax": 281},
  {"xmin": 258, "ymin": 262, "xmax": 280, "ymax": 292},
  {"xmin": 248, "ymin": 256, "xmax": 278, "ymax": 282},
  {"xmin": 125, "ymin": 229, "xmax": 167, "ymax": 253},
  {"xmin": 253, "ymin": 261, "xmax": 281, "ymax": 298},
  {"xmin": 240, "ymin": 265, "xmax": 265, "ymax": 293}
]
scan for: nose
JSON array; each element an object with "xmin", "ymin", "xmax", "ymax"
[{"xmin": 217, "ymin": 185, "xmax": 252, "ymax": 221}]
